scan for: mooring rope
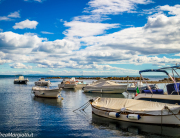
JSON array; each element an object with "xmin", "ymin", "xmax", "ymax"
[
  {"xmin": 82, "ymin": 102, "xmax": 91, "ymax": 111},
  {"xmin": 164, "ymin": 106, "xmax": 180, "ymax": 122},
  {"xmin": 73, "ymin": 99, "xmax": 95, "ymax": 123},
  {"xmin": 73, "ymin": 101, "xmax": 90, "ymax": 112}
]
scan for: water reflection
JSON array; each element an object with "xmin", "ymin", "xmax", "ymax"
[
  {"xmin": 32, "ymin": 96, "xmax": 63, "ymax": 107},
  {"xmin": 83, "ymin": 92, "xmax": 125, "ymax": 98},
  {"xmin": 91, "ymin": 113, "xmax": 180, "ymax": 137},
  {"xmin": 1, "ymin": 76, "xmax": 180, "ymax": 138},
  {"xmin": 62, "ymin": 88, "xmax": 82, "ymax": 92}
]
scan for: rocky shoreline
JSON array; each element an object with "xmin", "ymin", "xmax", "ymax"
[{"xmin": 45, "ymin": 76, "xmax": 180, "ymax": 83}]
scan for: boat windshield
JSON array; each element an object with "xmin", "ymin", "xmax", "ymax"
[{"xmin": 139, "ymin": 65, "xmax": 180, "ymax": 95}]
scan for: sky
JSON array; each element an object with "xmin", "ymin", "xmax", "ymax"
[{"xmin": 0, "ymin": 0, "xmax": 180, "ymax": 75}]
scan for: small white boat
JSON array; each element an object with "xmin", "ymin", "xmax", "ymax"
[
  {"xmin": 83, "ymin": 78, "xmax": 127, "ymax": 93},
  {"xmin": 35, "ymin": 78, "xmax": 50, "ymax": 86},
  {"xmin": 58, "ymin": 77, "xmax": 87, "ymax": 89},
  {"xmin": 90, "ymin": 97, "xmax": 180, "ymax": 125},
  {"xmin": 32, "ymin": 86, "xmax": 61, "ymax": 98},
  {"xmin": 14, "ymin": 76, "xmax": 29, "ymax": 84}
]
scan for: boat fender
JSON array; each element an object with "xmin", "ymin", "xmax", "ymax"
[
  {"xmin": 109, "ymin": 112, "xmax": 120, "ymax": 118},
  {"xmin": 41, "ymin": 92, "xmax": 45, "ymax": 95},
  {"xmin": 127, "ymin": 114, "xmax": 141, "ymax": 120}
]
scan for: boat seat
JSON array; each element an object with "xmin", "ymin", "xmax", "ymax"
[
  {"xmin": 166, "ymin": 83, "xmax": 180, "ymax": 95},
  {"xmin": 142, "ymin": 89, "xmax": 164, "ymax": 94}
]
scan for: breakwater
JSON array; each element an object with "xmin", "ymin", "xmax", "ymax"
[{"xmin": 46, "ymin": 76, "xmax": 180, "ymax": 83}]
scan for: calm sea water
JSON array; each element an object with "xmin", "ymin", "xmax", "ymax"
[{"xmin": 0, "ymin": 76, "xmax": 180, "ymax": 138}]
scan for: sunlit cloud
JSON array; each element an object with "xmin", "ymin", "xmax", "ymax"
[
  {"xmin": 41, "ymin": 31, "xmax": 54, "ymax": 34},
  {"xmin": 13, "ymin": 19, "xmax": 38, "ymax": 29},
  {"xmin": 10, "ymin": 63, "xmax": 33, "ymax": 69},
  {"xmin": 0, "ymin": 11, "xmax": 20, "ymax": 21}
]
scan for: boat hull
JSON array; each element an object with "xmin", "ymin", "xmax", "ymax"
[
  {"xmin": 134, "ymin": 94, "xmax": 180, "ymax": 104},
  {"xmin": 14, "ymin": 80, "xmax": 28, "ymax": 84},
  {"xmin": 35, "ymin": 81, "xmax": 50, "ymax": 86},
  {"xmin": 75, "ymin": 84, "xmax": 87, "ymax": 88},
  {"xmin": 84, "ymin": 87, "xmax": 127, "ymax": 94},
  {"xmin": 33, "ymin": 89, "xmax": 61, "ymax": 98},
  {"xmin": 91, "ymin": 105, "xmax": 180, "ymax": 125},
  {"xmin": 58, "ymin": 84, "xmax": 76, "ymax": 89},
  {"xmin": 63, "ymin": 84, "xmax": 76, "ymax": 89}
]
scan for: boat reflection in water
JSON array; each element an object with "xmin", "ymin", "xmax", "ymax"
[
  {"xmin": 33, "ymin": 96, "xmax": 63, "ymax": 107},
  {"xmin": 91, "ymin": 113, "xmax": 180, "ymax": 137},
  {"xmin": 83, "ymin": 92, "xmax": 125, "ymax": 99}
]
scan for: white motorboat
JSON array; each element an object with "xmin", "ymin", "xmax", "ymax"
[
  {"xmin": 58, "ymin": 77, "xmax": 87, "ymax": 89},
  {"xmin": 14, "ymin": 76, "xmax": 29, "ymax": 84},
  {"xmin": 132, "ymin": 66, "xmax": 180, "ymax": 104},
  {"xmin": 32, "ymin": 86, "xmax": 62, "ymax": 98},
  {"xmin": 89, "ymin": 97, "xmax": 180, "ymax": 125},
  {"xmin": 35, "ymin": 78, "xmax": 50, "ymax": 86},
  {"xmin": 83, "ymin": 78, "xmax": 127, "ymax": 93}
]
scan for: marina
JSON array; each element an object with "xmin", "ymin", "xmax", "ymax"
[
  {"xmin": 1, "ymin": 74, "xmax": 180, "ymax": 137},
  {"xmin": 1, "ymin": 0, "xmax": 180, "ymax": 137}
]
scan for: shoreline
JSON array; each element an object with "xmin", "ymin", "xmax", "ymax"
[{"xmin": 45, "ymin": 76, "xmax": 180, "ymax": 84}]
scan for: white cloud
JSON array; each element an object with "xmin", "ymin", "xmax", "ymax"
[
  {"xmin": 130, "ymin": 56, "xmax": 180, "ymax": 65},
  {"xmin": 159, "ymin": 5, "xmax": 180, "ymax": 16},
  {"xmin": 0, "ymin": 11, "xmax": 20, "ymax": 21},
  {"xmin": 0, "ymin": 31, "xmax": 45, "ymax": 53},
  {"xmin": 41, "ymin": 31, "xmax": 54, "ymax": 34},
  {"xmin": 13, "ymin": 19, "xmax": 38, "ymax": 29},
  {"xmin": 37, "ymin": 64, "xmax": 48, "ymax": 68},
  {"xmin": 0, "ymin": 16, "xmax": 10, "ymax": 21},
  {"xmin": 144, "ymin": 14, "xmax": 180, "ymax": 29},
  {"xmin": 0, "ymin": 58, "xmax": 12, "ymax": 65},
  {"xmin": 85, "ymin": 0, "xmax": 153, "ymax": 15},
  {"xmin": 32, "ymin": 39, "xmax": 79, "ymax": 53},
  {"xmin": 1, "ymin": 5, "xmax": 180, "ymax": 74},
  {"xmin": 8, "ymin": 11, "xmax": 20, "ymax": 18},
  {"xmin": 0, "ymin": 70, "xmax": 42, "ymax": 75},
  {"xmin": 34, "ymin": 0, "xmax": 42, "ymax": 2},
  {"xmin": 10, "ymin": 63, "xmax": 33, "ymax": 69},
  {"xmin": 24, "ymin": 0, "xmax": 43, "ymax": 2},
  {"xmin": 73, "ymin": 15, "xmax": 110, "ymax": 23},
  {"xmin": 63, "ymin": 21, "xmax": 119, "ymax": 38},
  {"xmin": 174, "ymin": 53, "xmax": 180, "ymax": 56},
  {"xmin": 0, "ymin": 28, "xmax": 3, "ymax": 32}
]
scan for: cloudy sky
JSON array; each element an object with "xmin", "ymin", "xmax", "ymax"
[{"xmin": 0, "ymin": 0, "xmax": 180, "ymax": 75}]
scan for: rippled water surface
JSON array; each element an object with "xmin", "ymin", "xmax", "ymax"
[{"xmin": 0, "ymin": 76, "xmax": 180, "ymax": 138}]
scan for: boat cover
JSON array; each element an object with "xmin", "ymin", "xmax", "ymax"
[
  {"xmin": 85, "ymin": 79, "xmax": 126, "ymax": 88},
  {"xmin": 92, "ymin": 97, "xmax": 180, "ymax": 115},
  {"xmin": 19, "ymin": 76, "xmax": 24, "ymax": 80}
]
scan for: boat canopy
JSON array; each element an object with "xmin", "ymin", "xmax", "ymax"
[
  {"xmin": 160, "ymin": 65, "xmax": 180, "ymax": 70},
  {"xmin": 92, "ymin": 97, "xmax": 180, "ymax": 115},
  {"xmin": 19, "ymin": 76, "xmax": 24, "ymax": 80},
  {"xmin": 86, "ymin": 78, "xmax": 124, "ymax": 88},
  {"xmin": 139, "ymin": 69, "xmax": 169, "ymax": 75}
]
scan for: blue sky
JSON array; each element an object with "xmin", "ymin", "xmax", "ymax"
[{"xmin": 0, "ymin": 0, "xmax": 180, "ymax": 75}]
